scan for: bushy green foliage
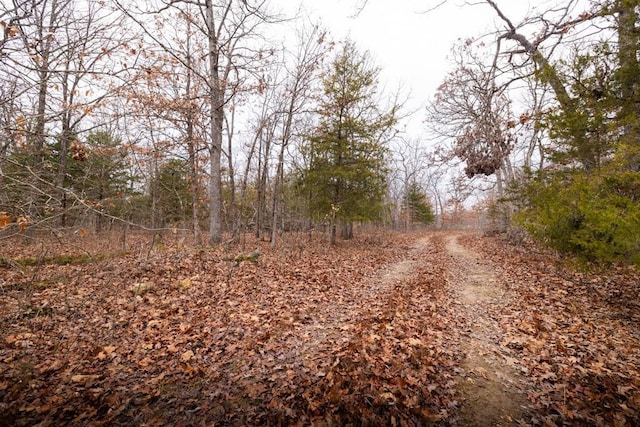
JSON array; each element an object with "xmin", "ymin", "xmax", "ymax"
[
  {"xmin": 72, "ymin": 131, "xmax": 132, "ymax": 204},
  {"xmin": 543, "ymin": 45, "xmax": 616, "ymax": 170},
  {"xmin": 406, "ymin": 182, "xmax": 435, "ymax": 225},
  {"xmin": 0, "ymin": 131, "xmax": 134, "ymax": 226},
  {"xmin": 299, "ymin": 41, "xmax": 396, "ymax": 238},
  {"xmin": 515, "ymin": 18, "xmax": 640, "ymax": 267},
  {"xmin": 152, "ymin": 159, "xmax": 193, "ymax": 225},
  {"xmin": 514, "ymin": 170, "xmax": 640, "ymax": 266}
]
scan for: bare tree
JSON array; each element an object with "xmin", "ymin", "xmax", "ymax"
[
  {"xmin": 116, "ymin": 0, "xmax": 278, "ymax": 244},
  {"xmin": 268, "ymin": 23, "xmax": 329, "ymax": 247},
  {"xmin": 428, "ymin": 41, "xmax": 516, "ymax": 179},
  {"xmin": 119, "ymin": 4, "xmax": 210, "ymax": 242},
  {"xmin": 202, "ymin": 0, "xmax": 279, "ymax": 244},
  {"xmin": 483, "ymin": 0, "xmax": 632, "ymax": 170},
  {"xmin": 1, "ymin": 0, "xmax": 134, "ymax": 228}
]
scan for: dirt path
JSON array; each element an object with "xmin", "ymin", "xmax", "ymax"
[
  {"xmin": 287, "ymin": 232, "xmax": 534, "ymax": 424},
  {"xmin": 5, "ymin": 230, "xmax": 640, "ymax": 426},
  {"xmin": 286, "ymin": 232, "xmax": 533, "ymax": 424},
  {"xmin": 277, "ymin": 236, "xmax": 431, "ymax": 365},
  {"xmin": 444, "ymin": 233, "xmax": 532, "ymax": 425}
]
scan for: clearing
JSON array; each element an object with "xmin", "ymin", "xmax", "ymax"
[{"xmin": 1, "ymin": 230, "xmax": 639, "ymax": 425}]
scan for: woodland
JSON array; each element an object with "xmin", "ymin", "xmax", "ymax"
[{"xmin": 1, "ymin": 0, "xmax": 640, "ymax": 425}]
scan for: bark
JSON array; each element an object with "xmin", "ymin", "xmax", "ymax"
[
  {"xmin": 487, "ymin": 0, "xmax": 574, "ymax": 112},
  {"xmin": 256, "ymin": 125, "xmax": 272, "ymax": 239},
  {"xmin": 270, "ymin": 143, "xmax": 284, "ymax": 247},
  {"xmin": 57, "ymin": 57, "xmax": 74, "ymax": 227},
  {"xmin": 340, "ymin": 221, "xmax": 353, "ymax": 240},
  {"xmin": 486, "ymin": 0, "xmax": 599, "ymax": 168},
  {"xmin": 330, "ymin": 223, "xmax": 337, "ymax": 246},
  {"xmin": 206, "ymin": 0, "xmax": 224, "ymax": 245}
]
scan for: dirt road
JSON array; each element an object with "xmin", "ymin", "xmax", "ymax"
[
  {"xmin": 283, "ymin": 232, "xmax": 535, "ymax": 424},
  {"xmin": 444, "ymin": 234, "xmax": 532, "ymax": 425}
]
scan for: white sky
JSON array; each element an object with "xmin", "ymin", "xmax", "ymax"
[{"xmin": 271, "ymin": 0, "xmax": 536, "ymax": 136}]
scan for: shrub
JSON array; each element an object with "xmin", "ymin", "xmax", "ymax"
[{"xmin": 514, "ymin": 170, "xmax": 640, "ymax": 266}]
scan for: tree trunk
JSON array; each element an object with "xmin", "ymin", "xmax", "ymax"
[
  {"xmin": 341, "ymin": 221, "xmax": 353, "ymax": 240},
  {"xmin": 27, "ymin": 9, "xmax": 55, "ymax": 226},
  {"xmin": 256, "ymin": 129, "xmax": 271, "ymax": 240},
  {"xmin": 240, "ymin": 120, "xmax": 263, "ymax": 238},
  {"xmin": 57, "ymin": 65, "xmax": 72, "ymax": 228},
  {"xmin": 96, "ymin": 184, "xmax": 103, "ymax": 234},
  {"xmin": 57, "ymin": 129, "xmax": 69, "ymax": 228},
  {"xmin": 206, "ymin": 0, "xmax": 223, "ymax": 245},
  {"xmin": 186, "ymin": 117, "xmax": 200, "ymax": 245},
  {"xmin": 270, "ymin": 143, "xmax": 285, "ymax": 248},
  {"xmin": 330, "ymin": 222, "xmax": 337, "ymax": 246},
  {"xmin": 184, "ymin": 28, "xmax": 201, "ymax": 245},
  {"xmin": 225, "ymin": 109, "xmax": 237, "ymax": 238},
  {"xmin": 488, "ymin": 0, "xmax": 599, "ymax": 168}
]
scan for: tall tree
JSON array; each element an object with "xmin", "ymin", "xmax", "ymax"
[
  {"xmin": 202, "ymin": 0, "xmax": 277, "ymax": 244},
  {"xmin": 611, "ymin": 0, "xmax": 640, "ymax": 169},
  {"xmin": 483, "ymin": 0, "xmax": 639, "ymax": 170},
  {"xmin": 404, "ymin": 181, "xmax": 435, "ymax": 227},
  {"xmin": 268, "ymin": 23, "xmax": 329, "ymax": 247},
  {"xmin": 120, "ymin": 4, "xmax": 209, "ymax": 243},
  {"xmin": 118, "ymin": 0, "xmax": 276, "ymax": 245},
  {"xmin": 300, "ymin": 41, "xmax": 397, "ymax": 245},
  {"xmin": 428, "ymin": 42, "xmax": 515, "ymax": 180},
  {"xmin": 427, "ymin": 40, "xmax": 521, "ymax": 231},
  {"xmin": 480, "ymin": 0, "xmax": 640, "ymax": 263},
  {"xmin": 67, "ymin": 131, "xmax": 133, "ymax": 232}
]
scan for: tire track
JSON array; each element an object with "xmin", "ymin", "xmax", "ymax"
[{"xmin": 445, "ymin": 233, "xmax": 532, "ymax": 425}]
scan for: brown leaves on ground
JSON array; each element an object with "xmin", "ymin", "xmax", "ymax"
[
  {"xmin": 1, "ymin": 230, "xmax": 639, "ymax": 425},
  {"xmin": 461, "ymin": 234, "xmax": 640, "ymax": 426},
  {"xmin": 0, "ymin": 232, "xmax": 461, "ymax": 426}
]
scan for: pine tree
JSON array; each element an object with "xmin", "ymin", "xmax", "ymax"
[
  {"xmin": 300, "ymin": 41, "xmax": 397, "ymax": 244},
  {"xmin": 406, "ymin": 182, "xmax": 435, "ymax": 226}
]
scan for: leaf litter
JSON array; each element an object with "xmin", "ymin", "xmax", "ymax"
[{"xmin": 0, "ymin": 231, "xmax": 639, "ymax": 425}]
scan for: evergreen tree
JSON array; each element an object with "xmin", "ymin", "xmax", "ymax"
[
  {"xmin": 514, "ymin": 31, "xmax": 640, "ymax": 266},
  {"xmin": 544, "ymin": 46, "xmax": 617, "ymax": 170},
  {"xmin": 0, "ymin": 130, "xmax": 135, "ymax": 231},
  {"xmin": 612, "ymin": 0, "xmax": 640, "ymax": 170},
  {"xmin": 300, "ymin": 41, "xmax": 397, "ymax": 244},
  {"xmin": 72, "ymin": 131, "xmax": 135, "ymax": 232},
  {"xmin": 152, "ymin": 159, "xmax": 193, "ymax": 226},
  {"xmin": 406, "ymin": 182, "xmax": 435, "ymax": 226}
]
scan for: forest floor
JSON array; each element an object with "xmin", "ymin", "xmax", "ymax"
[{"xmin": 1, "ymin": 229, "xmax": 640, "ymax": 426}]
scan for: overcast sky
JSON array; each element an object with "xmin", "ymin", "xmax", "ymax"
[{"xmin": 270, "ymin": 0, "xmax": 536, "ymax": 135}]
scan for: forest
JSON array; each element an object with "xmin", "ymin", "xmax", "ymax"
[
  {"xmin": 1, "ymin": 0, "xmax": 640, "ymax": 425},
  {"xmin": 0, "ymin": 0, "xmax": 637, "ymax": 259}
]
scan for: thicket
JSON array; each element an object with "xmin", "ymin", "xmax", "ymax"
[
  {"xmin": 514, "ymin": 169, "xmax": 640, "ymax": 265},
  {"xmin": 511, "ymin": 20, "xmax": 640, "ymax": 266}
]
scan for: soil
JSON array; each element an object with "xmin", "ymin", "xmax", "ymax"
[{"xmin": 444, "ymin": 233, "xmax": 532, "ymax": 425}]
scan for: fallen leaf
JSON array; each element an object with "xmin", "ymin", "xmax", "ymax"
[{"xmin": 181, "ymin": 350, "xmax": 194, "ymax": 362}]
